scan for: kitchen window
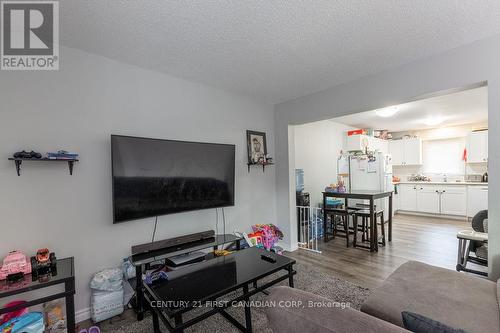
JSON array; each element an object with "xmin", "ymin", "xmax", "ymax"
[{"xmin": 422, "ymin": 137, "xmax": 466, "ymax": 175}]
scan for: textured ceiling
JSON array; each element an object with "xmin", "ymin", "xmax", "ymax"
[
  {"xmin": 60, "ymin": 1, "xmax": 500, "ymax": 103},
  {"xmin": 333, "ymin": 86, "xmax": 488, "ymax": 132}
]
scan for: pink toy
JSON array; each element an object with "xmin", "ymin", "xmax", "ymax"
[
  {"xmin": 251, "ymin": 224, "xmax": 284, "ymax": 250},
  {"xmin": 0, "ymin": 251, "xmax": 32, "ymax": 280}
]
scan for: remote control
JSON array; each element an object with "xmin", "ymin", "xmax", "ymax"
[{"xmin": 261, "ymin": 254, "xmax": 276, "ymax": 263}]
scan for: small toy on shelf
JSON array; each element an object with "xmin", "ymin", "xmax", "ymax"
[
  {"xmin": 0, "ymin": 250, "xmax": 32, "ymax": 282},
  {"xmin": 31, "ymin": 249, "xmax": 57, "ymax": 279},
  {"xmin": 13, "ymin": 151, "xmax": 42, "ymax": 159}
]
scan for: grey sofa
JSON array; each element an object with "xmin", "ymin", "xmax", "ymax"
[{"xmin": 265, "ymin": 261, "xmax": 500, "ymax": 333}]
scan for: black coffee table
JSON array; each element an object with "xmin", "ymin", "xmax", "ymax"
[{"xmin": 143, "ymin": 247, "xmax": 296, "ymax": 333}]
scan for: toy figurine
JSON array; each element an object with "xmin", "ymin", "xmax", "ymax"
[
  {"xmin": 0, "ymin": 251, "xmax": 32, "ymax": 282},
  {"xmin": 31, "ymin": 249, "xmax": 57, "ymax": 279}
]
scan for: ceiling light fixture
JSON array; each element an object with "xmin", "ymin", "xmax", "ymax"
[
  {"xmin": 375, "ymin": 106, "xmax": 399, "ymax": 118},
  {"xmin": 423, "ymin": 116, "xmax": 444, "ymax": 126}
]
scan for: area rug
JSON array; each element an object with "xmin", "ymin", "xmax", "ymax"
[{"xmin": 98, "ymin": 262, "xmax": 371, "ymax": 332}]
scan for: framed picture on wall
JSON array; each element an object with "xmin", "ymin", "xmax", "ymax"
[{"xmin": 246, "ymin": 130, "xmax": 267, "ymax": 164}]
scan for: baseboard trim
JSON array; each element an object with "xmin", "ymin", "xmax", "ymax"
[
  {"xmin": 396, "ymin": 210, "xmax": 467, "ymax": 221},
  {"xmin": 75, "ymin": 307, "xmax": 91, "ymax": 324},
  {"xmin": 288, "ymin": 242, "xmax": 299, "ymax": 252},
  {"xmin": 278, "ymin": 241, "xmax": 299, "ymax": 252}
]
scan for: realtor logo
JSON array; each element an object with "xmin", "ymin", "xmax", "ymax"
[{"xmin": 1, "ymin": 0, "xmax": 59, "ymax": 70}]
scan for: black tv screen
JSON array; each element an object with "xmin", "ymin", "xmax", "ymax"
[{"xmin": 111, "ymin": 135, "xmax": 235, "ymax": 223}]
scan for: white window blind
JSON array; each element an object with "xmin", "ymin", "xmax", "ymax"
[{"xmin": 422, "ymin": 138, "xmax": 465, "ymax": 174}]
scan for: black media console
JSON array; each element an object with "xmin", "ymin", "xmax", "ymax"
[{"xmin": 129, "ymin": 232, "xmax": 242, "ymax": 321}]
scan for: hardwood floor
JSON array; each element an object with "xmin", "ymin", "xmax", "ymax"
[{"xmin": 286, "ymin": 213, "xmax": 481, "ymax": 289}]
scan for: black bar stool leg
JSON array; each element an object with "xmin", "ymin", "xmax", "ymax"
[
  {"xmin": 344, "ymin": 216, "xmax": 349, "ymax": 247},
  {"xmin": 380, "ymin": 212, "xmax": 386, "ymax": 246},
  {"xmin": 361, "ymin": 217, "xmax": 366, "ymax": 242},
  {"xmin": 331, "ymin": 213, "xmax": 336, "ymax": 239},
  {"xmin": 353, "ymin": 215, "xmax": 358, "ymax": 247}
]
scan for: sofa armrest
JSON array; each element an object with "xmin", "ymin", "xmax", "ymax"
[{"xmin": 265, "ymin": 286, "xmax": 408, "ymax": 333}]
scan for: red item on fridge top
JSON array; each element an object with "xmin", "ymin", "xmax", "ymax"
[{"xmin": 347, "ymin": 129, "xmax": 366, "ymax": 136}]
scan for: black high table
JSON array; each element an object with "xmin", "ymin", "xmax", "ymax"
[{"xmin": 323, "ymin": 190, "xmax": 393, "ymax": 252}]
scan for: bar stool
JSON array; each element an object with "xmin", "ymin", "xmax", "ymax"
[
  {"xmin": 352, "ymin": 209, "xmax": 386, "ymax": 249},
  {"xmin": 325, "ymin": 208, "xmax": 357, "ymax": 247},
  {"xmin": 348, "ymin": 203, "xmax": 376, "ymax": 238}
]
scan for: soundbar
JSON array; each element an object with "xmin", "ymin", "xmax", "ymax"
[{"xmin": 131, "ymin": 230, "xmax": 215, "ymax": 255}]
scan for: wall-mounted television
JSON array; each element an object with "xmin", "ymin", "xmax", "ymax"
[{"xmin": 111, "ymin": 135, "xmax": 235, "ymax": 223}]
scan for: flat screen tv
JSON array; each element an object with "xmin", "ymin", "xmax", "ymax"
[{"xmin": 111, "ymin": 135, "xmax": 235, "ymax": 223}]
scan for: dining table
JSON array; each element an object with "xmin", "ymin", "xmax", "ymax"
[{"xmin": 322, "ymin": 190, "xmax": 394, "ymax": 252}]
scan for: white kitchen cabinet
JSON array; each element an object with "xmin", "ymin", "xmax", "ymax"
[
  {"xmin": 398, "ymin": 183, "xmax": 467, "ymax": 216},
  {"xmin": 393, "ymin": 191, "xmax": 400, "ymax": 211},
  {"xmin": 404, "ymin": 138, "xmax": 423, "ymax": 165},
  {"xmin": 346, "ymin": 134, "xmax": 369, "ymax": 152},
  {"xmin": 389, "ymin": 140, "xmax": 404, "ymax": 165},
  {"xmin": 467, "ymin": 185, "xmax": 488, "ymax": 217},
  {"xmin": 346, "ymin": 135, "xmax": 388, "ymax": 153},
  {"xmin": 389, "ymin": 138, "xmax": 422, "ymax": 166},
  {"xmin": 416, "ymin": 185, "xmax": 440, "ymax": 214},
  {"xmin": 440, "ymin": 186, "xmax": 467, "ymax": 216},
  {"xmin": 467, "ymin": 130, "xmax": 488, "ymax": 163},
  {"xmin": 371, "ymin": 137, "xmax": 389, "ymax": 153},
  {"xmin": 399, "ymin": 184, "xmax": 417, "ymax": 211}
]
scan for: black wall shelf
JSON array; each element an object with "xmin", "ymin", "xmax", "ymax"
[
  {"xmin": 247, "ymin": 162, "xmax": 274, "ymax": 173},
  {"xmin": 8, "ymin": 158, "xmax": 79, "ymax": 176}
]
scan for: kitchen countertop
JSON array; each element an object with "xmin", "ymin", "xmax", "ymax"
[{"xmin": 394, "ymin": 181, "xmax": 488, "ymax": 186}]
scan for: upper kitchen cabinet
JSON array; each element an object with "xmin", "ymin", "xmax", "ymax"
[
  {"xmin": 345, "ymin": 134, "xmax": 388, "ymax": 153},
  {"xmin": 467, "ymin": 130, "xmax": 488, "ymax": 163},
  {"xmin": 389, "ymin": 138, "xmax": 422, "ymax": 166},
  {"xmin": 389, "ymin": 139, "xmax": 404, "ymax": 165}
]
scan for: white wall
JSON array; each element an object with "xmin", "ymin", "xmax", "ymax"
[
  {"xmin": 294, "ymin": 120, "xmax": 353, "ymax": 206},
  {"xmin": 0, "ymin": 47, "xmax": 276, "ymax": 317},
  {"xmin": 274, "ymin": 34, "xmax": 500, "ymax": 279}
]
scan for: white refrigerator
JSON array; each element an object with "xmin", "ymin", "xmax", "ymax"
[{"xmin": 346, "ymin": 152, "xmax": 394, "ymax": 220}]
